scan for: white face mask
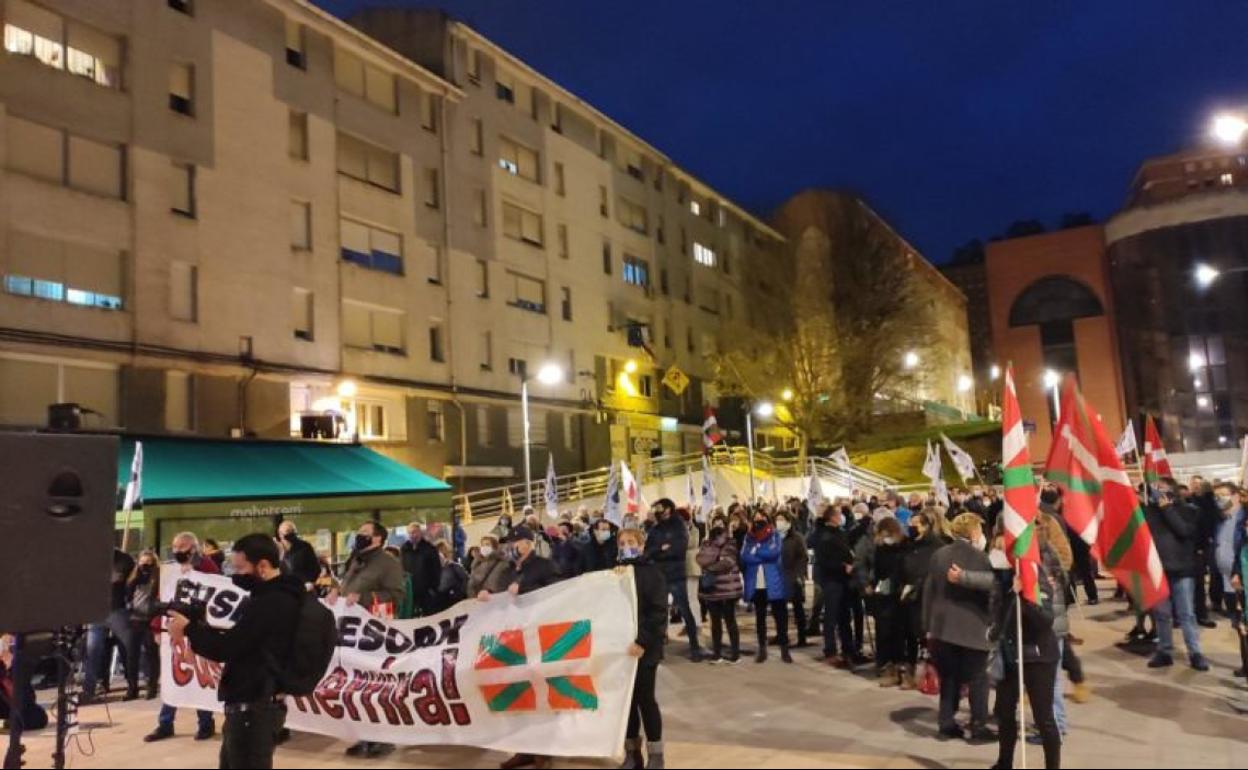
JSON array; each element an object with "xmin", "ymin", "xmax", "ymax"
[
  {"xmin": 989, "ymin": 549, "xmax": 1010, "ymax": 570},
  {"xmin": 479, "ymin": 545, "xmax": 494, "ymax": 558},
  {"xmin": 972, "ymin": 534, "xmax": 987, "ymax": 552},
  {"xmin": 776, "ymin": 521, "xmax": 791, "ymax": 534}
]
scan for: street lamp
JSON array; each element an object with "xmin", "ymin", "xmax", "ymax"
[
  {"xmin": 989, "ymin": 365, "xmax": 1001, "ymax": 382},
  {"xmin": 1194, "ymin": 261, "xmax": 1248, "ymax": 289},
  {"xmin": 957, "ymin": 374, "xmax": 973, "ymax": 393},
  {"xmin": 903, "ymin": 350, "xmax": 920, "ymax": 369},
  {"xmin": 781, "ymin": 387, "xmax": 794, "ymax": 402},
  {"xmin": 521, "ymin": 362, "xmax": 564, "ymax": 506},
  {"xmin": 1211, "ymin": 114, "xmax": 1248, "ymax": 146},
  {"xmin": 745, "ymin": 400, "xmax": 774, "ymax": 501}
]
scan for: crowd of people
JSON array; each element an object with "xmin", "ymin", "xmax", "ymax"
[{"xmin": 4, "ymin": 472, "xmax": 1246, "ymax": 770}]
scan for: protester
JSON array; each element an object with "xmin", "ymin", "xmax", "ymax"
[
  {"xmin": 644, "ymin": 499, "xmax": 705, "ymax": 662},
  {"xmin": 618, "ymin": 528, "xmax": 668, "ymax": 770},
  {"xmin": 1188, "ymin": 476, "xmax": 1222, "ymax": 627},
  {"xmin": 681, "ymin": 507, "xmax": 704, "ymax": 629},
  {"xmin": 923, "ymin": 513, "xmax": 995, "ymax": 742},
  {"xmin": 277, "ymin": 520, "xmax": 319, "ymax": 588},
  {"xmin": 146, "ymin": 531, "xmax": 218, "ymax": 743},
  {"xmin": 401, "ymin": 521, "xmax": 442, "ymax": 617},
  {"xmin": 582, "ymin": 518, "xmax": 619, "ymax": 573},
  {"xmin": 82, "ymin": 547, "xmax": 136, "ymax": 704},
  {"xmin": 866, "ymin": 517, "xmax": 909, "ymax": 686},
  {"xmin": 550, "ymin": 521, "xmax": 582, "ymax": 578},
  {"xmin": 1212, "ymin": 483, "xmax": 1247, "ymax": 675},
  {"xmin": 1144, "ymin": 479, "xmax": 1209, "ymax": 671},
  {"xmin": 469, "ymin": 536, "xmax": 511, "ymax": 596},
  {"xmin": 433, "ymin": 540, "xmax": 469, "ymax": 611},
  {"xmin": 203, "ymin": 539, "xmax": 227, "ymax": 572},
  {"xmin": 696, "ymin": 523, "xmax": 743, "ymax": 663},
  {"xmin": 126, "ymin": 550, "xmax": 161, "ymax": 701},
  {"xmin": 811, "ymin": 503, "xmax": 855, "ymax": 668},
  {"xmin": 741, "ymin": 510, "xmax": 791, "ymax": 664},
  {"xmin": 899, "ymin": 509, "xmax": 946, "ymax": 689},
  {"xmin": 775, "ymin": 510, "xmax": 809, "ymax": 649},
  {"xmin": 1035, "ymin": 514, "xmax": 1073, "ymax": 740}
]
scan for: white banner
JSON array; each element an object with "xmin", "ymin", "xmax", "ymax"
[{"xmin": 158, "ymin": 567, "xmax": 639, "ymax": 758}]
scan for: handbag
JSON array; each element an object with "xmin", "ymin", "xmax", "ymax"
[
  {"xmin": 699, "ymin": 571, "xmax": 718, "ymax": 594},
  {"xmin": 918, "ymin": 649, "xmax": 940, "ymax": 696}
]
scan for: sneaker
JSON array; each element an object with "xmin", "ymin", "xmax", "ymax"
[
  {"xmin": 366, "ymin": 743, "xmax": 395, "ymax": 758},
  {"xmin": 723, "ymin": 653, "xmax": 742, "ymax": 665},
  {"xmin": 345, "ymin": 742, "xmax": 369, "ymax": 757},
  {"xmin": 1189, "ymin": 654, "xmax": 1211, "ymax": 672},
  {"xmin": 967, "ymin": 725, "xmax": 997, "ymax": 744},
  {"xmin": 143, "ymin": 725, "xmax": 174, "ymax": 743},
  {"xmin": 1147, "ymin": 653, "xmax": 1174, "ymax": 669},
  {"xmin": 937, "ymin": 724, "xmax": 964, "ymax": 741},
  {"xmin": 1198, "ymin": 618, "xmax": 1218, "ymax": 629},
  {"xmin": 689, "ymin": 649, "xmax": 708, "ymax": 663},
  {"xmin": 1086, "ymin": 598, "xmax": 1100, "ymax": 606},
  {"xmin": 194, "ymin": 724, "xmax": 215, "ymax": 741}
]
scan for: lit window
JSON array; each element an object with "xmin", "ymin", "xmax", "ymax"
[
  {"xmin": 1220, "ymin": 172, "xmax": 1234, "ymax": 186},
  {"xmin": 623, "ymin": 256, "xmax": 650, "ymax": 288},
  {"xmin": 690, "ymin": 199, "xmax": 701, "ymax": 216},
  {"xmin": 693, "ymin": 242, "xmax": 717, "ymax": 267},
  {"xmin": 498, "ymin": 136, "xmax": 539, "ymax": 182}
]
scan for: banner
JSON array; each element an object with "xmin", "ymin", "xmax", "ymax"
[{"xmin": 158, "ymin": 567, "xmax": 639, "ymax": 758}]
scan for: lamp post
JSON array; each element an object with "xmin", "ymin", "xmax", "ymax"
[
  {"xmin": 745, "ymin": 400, "xmax": 774, "ymax": 502},
  {"xmin": 522, "ymin": 362, "xmax": 564, "ymax": 506},
  {"xmin": 1194, "ymin": 262, "xmax": 1248, "ymax": 289}
]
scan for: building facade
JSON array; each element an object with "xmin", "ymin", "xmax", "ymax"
[{"xmin": 0, "ymin": 0, "xmax": 783, "ymax": 497}]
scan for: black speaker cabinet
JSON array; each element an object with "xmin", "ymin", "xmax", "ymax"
[{"xmin": 0, "ymin": 432, "xmax": 119, "ymax": 632}]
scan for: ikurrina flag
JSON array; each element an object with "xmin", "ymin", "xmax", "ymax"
[
  {"xmin": 1001, "ymin": 364, "xmax": 1041, "ymax": 604},
  {"xmin": 1043, "ymin": 374, "xmax": 1169, "ymax": 610},
  {"xmin": 1143, "ymin": 415, "xmax": 1173, "ymax": 484}
]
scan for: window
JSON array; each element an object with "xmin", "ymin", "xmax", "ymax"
[
  {"xmin": 290, "ymin": 200, "xmax": 311, "ymax": 250},
  {"xmin": 429, "ymin": 321, "xmax": 445, "ymax": 362},
  {"xmin": 292, "ymin": 288, "xmax": 313, "ymax": 340},
  {"xmin": 466, "ymin": 48, "xmax": 482, "ymax": 84},
  {"xmin": 336, "ymin": 132, "xmax": 399, "ymax": 192},
  {"xmin": 474, "ymin": 189, "xmax": 488, "ymax": 227},
  {"xmin": 564, "ymin": 413, "xmax": 576, "ymax": 448},
  {"xmin": 598, "ymin": 185, "xmax": 608, "ymax": 218},
  {"xmin": 498, "ymin": 136, "xmax": 539, "ymax": 182},
  {"xmin": 284, "ymin": 18, "xmax": 306, "ymax": 68},
  {"xmin": 496, "ymin": 70, "xmax": 515, "ymax": 103},
  {"xmin": 687, "ymin": 327, "xmax": 695, "ymax": 353},
  {"xmin": 289, "ymin": 111, "xmax": 308, "ymax": 160},
  {"xmin": 501, "ymin": 201, "xmax": 543, "ymax": 246},
  {"xmin": 557, "ymin": 223, "xmax": 569, "ymax": 260},
  {"xmin": 529, "ymin": 407, "xmax": 547, "ymax": 446},
  {"xmin": 420, "ymin": 91, "xmax": 437, "ymax": 132},
  {"xmin": 339, "ymin": 218, "xmax": 403, "ymax": 274},
  {"xmin": 507, "ymin": 271, "xmax": 546, "ymax": 313},
  {"xmin": 3, "ymin": 231, "xmax": 123, "ymax": 310},
  {"xmin": 333, "ymin": 48, "xmax": 396, "ymax": 114},
  {"xmin": 560, "ymin": 286, "xmax": 572, "ymax": 321},
  {"xmin": 506, "ymin": 405, "xmax": 523, "ymax": 446},
  {"xmin": 5, "ymin": 117, "xmax": 124, "ymax": 199},
  {"xmin": 169, "ymin": 261, "xmax": 197, "ymax": 321},
  {"xmin": 716, "ymin": 205, "xmax": 727, "ymax": 227},
  {"xmin": 427, "ymin": 400, "xmax": 445, "ymax": 441},
  {"xmin": 1220, "ymin": 172, "xmax": 1234, "ymax": 186},
  {"xmin": 67, "ymin": 133, "xmax": 123, "ymax": 198},
  {"xmin": 618, "ymin": 197, "xmax": 648, "ymax": 234},
  {"xmin": 693, "ymin": 242, "xmax": 717, "ymax": 267},
  {"xmin": 168, "ymin": 0, "xmax": 192, "ymax": 14},
  {"xmin": 169, "ymin": 63, "xmax": 194, "ymax": 115},
  {"xmin": 171, "ymin": 162, "xmax": 195, "ymax": 217},
  {"xmin": 342, "ymin": 300, "xmax": 405, "ymax": 354},
  {"xmin": 690, "ymin": 198, "xmax": 702, "ymax": 216},
  {"xmin": 656, "ymin": 215, "xmax": 665, "ymax": 245},
  {"xmin": 554, "ymin": 162, "xmax": 566, "ymax": 196},
  {"xmin": 475, "ymin": 259, "xmax": 489, "ymax": 297},
  {"xmin": 423, "ymin": 167, "xmax": 440, "ymax": 208},
  {"xmin": 659, "ymin": 268, "xmax": 669, "ymax": 295},
  {"xmin": 623, "ymin": 255, "xmax": 650, "ymax": 288},
  {"xmin": 4, "ymin": 1, "xmax": 121, "ymax": 88},
  {"xmin": 476, "ymin": 405, "xmax": 491, "ymax": 447},
  {"xmin": 680, "ymin": 226, "xmax": 688, "ymax": 255},
  {"xmin": 479, "ymin": 331, "xmax": 493, "ymax": 370},
  {"xmin": 638, "ymin": 375, "xmax": 653, "ymax": 398},
  {"xmin": 508, "ymin": 357, "xmax": 527, "ymax": 378},
  {"xmin": 470, "ymin": 117, "xmax": 483, "ymax": 155},
  {"xmin": 602, "ymin": 240, "xmax": 612, "ymax": 274},
  {"xmin": 427, "ymin": 247, "xmax": 443, "ymax": 285},
  {"xmin": 5, "ymin": 116, "xmax": 61, "ymax": 181}
]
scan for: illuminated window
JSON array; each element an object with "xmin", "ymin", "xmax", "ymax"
[{"xmin": 693, "ymin": 242, "xmax": 717, "ymax": 267}]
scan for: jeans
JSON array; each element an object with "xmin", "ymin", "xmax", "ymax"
[
  {"xmin": 819, "ymin": 580, "xmax": 854, "ymax": 657},
  {"xmin": 625, "ymin": 662, "xmax": 661, "ymax": 742},
  {"xmin": 752, "ymin": 590, "xmax": 789, "ymax": 651},
  {"xmin": 220, "ymin": 703, "xmax": 277, "ymax": 769},
  {"xmin": 667, "ymin": 576, "xmax": 702, "ymax": 653},
  {"xmin": 1052, "ymin": 643, "xmax": 1067, "ymax": 734},
  {"xmin": 1061, "ymin": 636, "xmax": 1084, "ymax": 684},
  {"xmin": 931, "ymin": 641, "xmax": 989, "ymax": 730},
  {"xmin": 706, "ymin": 599, "xmax": 740, "ymax": 658},
  {"xmin": 83, "ymin": 609, "xmax": 135, "ymax": 696},
  {"xmin": 159, "ymin": 703, "xmax": 215, "ymax": 732},
  {"xmin": 786, "ymin": 582, "xmax": 808, "ymax": 644},
  {"xmin": 996, "ymin": 660, "xmax": 1061, "ymax": 769},
  {"xmin": 1154, "ymin": 575, "xmax": 1203, "ymax": 658}
]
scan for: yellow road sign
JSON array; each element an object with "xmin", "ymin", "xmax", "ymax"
[{"xmin": 663, "ymin": 365, "xmax": 690, "ymax": 396}]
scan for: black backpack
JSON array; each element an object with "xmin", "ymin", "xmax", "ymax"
[{"xmin": 275, "ymin": 592, "xmax": 338, "ymax": 696}]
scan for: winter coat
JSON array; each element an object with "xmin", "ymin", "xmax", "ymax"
[
  {"xmin": 644, "ymin": 515, "xmax": 690, "ymax": 583},
  {"xmin": 581, "ymin": 534, "xmax": 619, "ymax": 573},
  {"xmin": 341, "ymin": 547, "xmax": 405, "ymax": 609},
  {"xmin": 434, "ymin": 561, "xmax": 469, "ymax": 612},
  {"xmin": 550, "ymin": 539, "xmax": 581, "ymax": 579},
  {"xmin": 868, "ymin": 540, "xmax": 908, "ymax": 598},
  {"xmin": 695, "ymin": 536, "xmax": 743, "ymax": 602},
  {"xmin": 810, "ymin": 521, "xmax": 854, "ymax": 585},
  {"xmin": 629, "ymin": 556, "xmax": 669, "ymax": 665},
  {"xmin": 922, "ymin": 539, "xmax": 996, "ymax": 652},
  {"xmin": 779, "ymin": 530, "xmax": 809, "ymax": 595},
  {"xmin": 992, "ymin": 562, "xmax": 1060, "ymax": 667},
  {"xmin": 1039, "ymin": 543, "xmax": 1070, "ymax": 637},
  {"xmin": 1145, "ymin": 501, "xmax": 1199, "ymax": 578},
  {"xmin": 500, "ymin": 553, "xmax": 560, "ymax": 595},
  {"xmin": 741, "ymin": 529, "xmax": 788, "ymax": 601},
  {"xmin": 400, "ymin": 538, "xmax": 442, "ymax": 614},
  {"xmin": 468, "ymin": 553, "xmax": 511, "ymax": 595}
]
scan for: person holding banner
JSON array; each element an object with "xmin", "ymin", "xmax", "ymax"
[
  {"xmin": 581, "ymin": 518, "xmax": 619, "ymax": 573},
  {"xmin": 469, "ymin": 535, "xmax": 511, "ymax": 597},
  {"xmin": 169, "ymin": 534, "xmax": 304, "ymax": 770},
  {"xmin": 618, "ymin": 527, "xmax": 669, "ymax": 770}
]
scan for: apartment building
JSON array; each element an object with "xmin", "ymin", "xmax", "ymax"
[{"xmin": 0, "ymin": 0, "xmax": 783, "ymax": 495}]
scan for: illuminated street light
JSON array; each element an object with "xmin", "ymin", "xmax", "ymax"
[
  {"xmin": 537, "ymin": 362, "xmax": 565, "ymax": 385},
  {"xmin": 903, "ymin": 351, "xmax": 920, "ymax": 369},
  {"xmin": 1211, "ymin": 114, "xmax": 1248, "ymax": 145},
  {"xmin": 623, "ymin": 359, "xmax": 639, "ymax": 374},
  {"xmin": 781, "ymin": 387, "xmax": 794, "ymax": 401},
  {"xmin": 989, "ymin": 365, "xmax": 1001, "ymax": 381},
  {"xmin": 1043, "ymin": 369, "xmax": 1060, "ymax": 389},
  {"xmin": 755, "ymin": 401, "xmax": 775, "ymax": 418},
  {"xmin": 521, "ymin": 362, "xmax": 565, "ymax": 505},
  {"xmin": 336, "ymin": 379, "xmax": 358, "ymax": 398},
  {"xmin": 1195, "ymin": 262, "xmax": 1221, "ymax": 288},
  {"xmin": 1189, "ymin": 352, "xmax": 1205, "ymax": 371},
  {"xmin": 957, "ymin": 374, "xmax": 973, "ymax": 393}
]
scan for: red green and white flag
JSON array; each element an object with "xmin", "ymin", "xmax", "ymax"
[
  {"xmin": 1044, "ymin": 376, "xmax": 1102, "ymax": 551},
  {"xmin": 1142, "ymin": 414, "xmax": 1173, "ymax": 483},
  {"xmin": 1001, "ymin": 364, "xmax": 1041, "ymax": 604}
]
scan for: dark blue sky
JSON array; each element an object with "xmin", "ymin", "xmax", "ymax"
[{"xmin": 316, "ymin": 0, "xmax": 1248, "ymax": 262}]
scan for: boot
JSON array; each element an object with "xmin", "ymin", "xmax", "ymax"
[
  {"xmin": 619, "ymin": 739, "xmax": 644, "ymax": 769},
  {"xmin": 1070, "ymin": 681, "xmax": 1091, "ymax": 703},
  {"xmin": 876, "ymin": 662, "xmax": 896, "ymax": 686},
  {"xmin": 646, "ymin": 740, "xmax": 665, "ymax": 770},
  {"xmin": 898, "ymin": 664, "xmax": 917, "ymax": 690}
]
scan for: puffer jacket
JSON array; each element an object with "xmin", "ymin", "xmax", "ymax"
[
  {"xmin": 695, "ymin": 536, "xmax": 743, "ymax": 602},
  {"xmin": 467, "ymin": 553, "xmax": 511, "ymax": 595},
  {"xmin": 741, "ymin": 528, "xmax": 788, "ymax": 601},
  {"xmin": 1039, "ymin": 543, "xmax": 1070, "ymax": 637},
  {"xmin": 779, "ymin": 530, "xmax": 809, "ymax": 596}
]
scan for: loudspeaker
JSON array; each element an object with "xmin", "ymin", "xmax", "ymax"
[{"xmin": 0, "ymin": 432, "xmax": 119, "ymax": 633}]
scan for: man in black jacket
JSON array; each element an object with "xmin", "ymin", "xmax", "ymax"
[
  {"xmin": 1187, "ymin": 476, "xmax": 1223, "ymax": 626},
  {"xmin": 276, "ymin": 520, "xmax": 320, "ymax": 588},
  {"xmin": 644, "ymin": 498, "xmax": 705, "ymax": 662},
  {"xmin": 401, "ymin": 522, "xmax": 442, "ymax": 617},
  {"xmin": 170, "ymin": 533, "xmax": 303, "ymax": 769},
  {"xmin": 1144, "ymin": 481, "xmax": 1209, "ymax": 671},
  {"xmin": 811, "ymin": 505, "xmax": 855, "ymax": 667}
]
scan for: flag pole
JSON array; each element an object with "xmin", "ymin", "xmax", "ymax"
[{"xmin": 1015, "ymin": 586, "xmax": 1028, "ymax": 770}]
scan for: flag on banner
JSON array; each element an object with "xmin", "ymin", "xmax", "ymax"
[
  {"xmin": 931, "ymin": 478, "xmax": 950, "ymax": 508},
  {"xmin": 620, "ymin": 461, "xmax": 644, "ymax": 517},
  {"xmin": 940, "ymin": 434, "xmax": 977, "ymax": 482},
  {"xmin": 122, "ymin": 440, "xmax": 144, "ymax": 511},
  {"xmin": 1001, "ymin": 364, "xmax": 1041, "ymax": 604},
  {"xmin": 685, "ymin": 465, "xmax": 697, "ymax": 514},
  {"xmin": 702, "ymin": 407, "xmax": 723, "ymax": 450},
  {"xmin": 602, "ymin": 462, "xmax": 621, "ymax": 526},
  {"xmin": 921, "ymin": 439, "xmax": 943, "ymax": 483},
  {"xmin": 1143, "ymin": 415, "xmax": 1173, "ymax": 483},
  {"xmin": 700, "ymin": 453, "xmax": 717, "ymax": 517},
  {"xmin": 544, "ymin": 454, "xmax": 559, "ymax": 519},
  {"xmin": 1115, "ymin": 419, "xmax": 1138, "ymax": 458},
  {"xmin": 1045, "ymin": 374, "xmax": 1169, "ymax": 609},
  {"xmin": 830, "ymin": 447, "xmax": 852, "ymax": 470},
  {"xmin": 806, "ymin": 460, "xmax": 824, "ymax": 514}
]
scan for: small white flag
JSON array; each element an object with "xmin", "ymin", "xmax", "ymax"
[
  {"xmin": 544, "ymin": 453, "xmax": 559, "ymax": 519},
  {"xmin": 700, "ymin": 453, "xmax": 717, "ymax": 518},
  {"xmin": 1115, "ymin": 419, "xmax": 1138, "ymax": 458},
  {"xmin": 921, "ymin": 439, "xmax": 943, "ymax": 483},
  {"xmin": 932, "ymin": 477, "xmax": 951, "ymax": 508},
  {"xmin": 685, "ymin": 465, "xmax": 697, "ymax": 513},
  {"xmin": 940, "ymin": 433, "xmax": 977, "ymax": 482},
  {"xmin": 602, "ymin": 462, "xmax": 622, "ymax": 526},
  {"xmin": 122, "ymin": 441, "xmax": 143, "ymax": 511},
  {"xmin": 830, "ymin": 446, "xmax": 852, "ymax": 470},
  {"xmin": 620, "ymin": 460, "xmax": 645, "ymax": 517},
  {"xmin": 807, "ymin": 458, "xmax": 825, "ymax": 514}
]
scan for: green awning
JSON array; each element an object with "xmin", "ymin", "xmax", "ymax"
[{"xmin": 117, "ymin": 436, "xmax": 449, "ymax": 505}]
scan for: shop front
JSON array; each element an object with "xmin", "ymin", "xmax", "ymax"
[{"xmin": 115, "ymin": 436, "xmax": 452, "ymax": 560}]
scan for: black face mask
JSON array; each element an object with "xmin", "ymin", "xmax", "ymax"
[
  {"xmin": 282, "ymin": 532, "xmax": 297, "ymax": 543},
  {"xmin": 232, "ymin": 573, "xmax": 260, "ymax": 591},
  {"xmin": 173, "ymin": 550, "xmax": 192, "ymax": 565},
  {"xmin": 136, "ymin": 565, "xmax": 153, "ymax": 583},
  {"xmin": 354, "ymin": 534, "xmax": 373, "ymax": 552},
  {"xmin": 752, "ymin": 520, "xmax": 767, "ymax": 532}
]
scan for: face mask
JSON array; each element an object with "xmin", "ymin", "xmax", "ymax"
[
  {"xmin": 173, "ymin": 550, "xmax": 192, "ymax": 565},
  {"xmin": 618, "ymin": 546, "xmax": 641, "ymax": 561},
  {"xmin": 498, "ymin": 518, "xmax": 511, "ymax": 530},
  {"xmin": 1216, "ymin": 495, "xmax": 1235, "ymax": 511},
  {"xmin": 972, "ymin": 534, "xmax": 987, "ymax": 551},
  {"xmin": 594, "ymin": 529, "xmax": 612, "ymax": 543},
  {"xmin": 776, "ymin": 521, "xmax": 791, "ymax": 534},
  {"xmin": 752, "ymin": 520, "xmax": 768, "ymax": 532},
  {"xmin": 353, "ymin": 534, "xmax": 373, "ymax": 552},
  {"xmin": 232, "ymin": 573, "xmax": 260, "ymax": 591},
  {"xmin": 282, "ymin": 531, "xmax": 296, "ymax": 543},
  {"xmin": 882, "ymin": 537, "xmax": 896, "ymax": 545},
  {"xmin": 989, "ymin": 549, "xmax": 1011, "ymax": 570},
  {"xmin": 479, "ymin": 545, "xmax": 494, "ymax": 558}
]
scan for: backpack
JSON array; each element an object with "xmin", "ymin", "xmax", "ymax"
[{"xmin": 275, "ymin": 592, "xmax": 338, "ymax": 696}]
